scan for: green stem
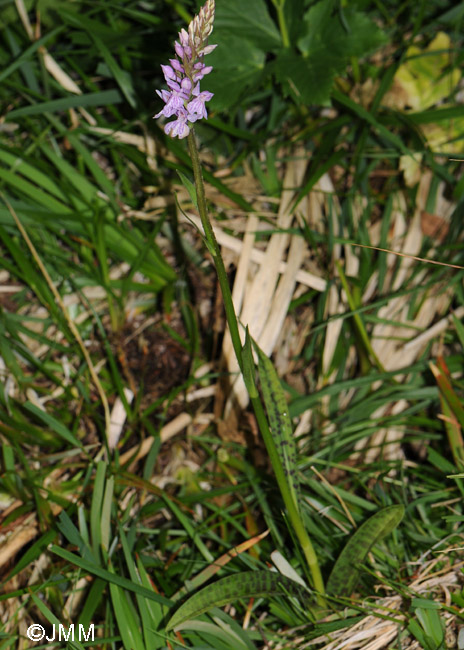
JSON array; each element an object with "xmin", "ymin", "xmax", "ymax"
[
  {"xmin": 187, "ymin": 130, "xmax": 243, "ymax": 369},
  {"xmin": 274, "ymin": 1, "xmax": 290, "ymax": 48},
  {"xmin": 249, "ymin": 390, "xmax": 326, "ymax": 604},
  {"xmin": 187, "ymin": 128, "xmax": 325, "ymax": 604}
]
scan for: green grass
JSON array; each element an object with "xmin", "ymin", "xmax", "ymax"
[{"xmin": 0, "ymin": 0, "xmax": 464, "ymax": 648}]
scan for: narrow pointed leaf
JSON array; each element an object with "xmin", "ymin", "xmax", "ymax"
[
  {"xmin": 327, "ymin": 505, "xmax": 404, "ymax": 597},
  {"xmin": 255, "ymin": 343, "xmax": 300, "ymax": 511},
  {"xmin": 166, "ymin": 570, "xmax": 306, "ymax": 631},
  {"xmin": 177, "ymin": 170, "xmax": 198, "ymax": 209},
  {"xmin": 241, "ymin": 328, "xmax": 258, "ymax": 398}
]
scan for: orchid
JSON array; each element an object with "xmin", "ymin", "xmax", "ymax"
[{"xmin": 155, "ymin": 0, "xmax": 216, "ymax": 138}]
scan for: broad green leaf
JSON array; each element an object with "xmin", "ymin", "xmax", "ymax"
[
  {"xmin": 297, "ymin": 0, "xmax": 337, "ymax": 55},
  {"xmin": 438, "ymin": 2, "xmax": 464, "ymax": 25},
  {"xmin": 280, "ymin": 1, "xmax": 387, "ymax": 105},
  {"xmin": 338, "ymin": 9, "xmax": 388, "ymax": 58},
  {"xmin": 298, "ymin": 1, "xmax": 386, "ymax": 60},
  {"xmin": 166, "ymin": 570, "xmax": 306, "ymax": 631},
  {"xmin": 214, "ymin": 0, "xmax": 281, "ymax": 50},
  {"xmin": 283, "ymin": 0, "xmax": 306, "ymax": 43},
  {"xmin": 255, "ymin": 344, "xmax": 300, "ymax": 511},
  {"xmin": 327, "ymin": 505, "xmax": 404, "ymax": 597},
  {"xmin": 207, "ymin": 34, "xmax": 266, "ymax": 112}
]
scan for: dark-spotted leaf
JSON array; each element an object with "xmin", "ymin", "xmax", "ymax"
[
  {"xmin": 327, "ymin": 505, "xmax": 404, "ymax": 597},
  {"xmin": 255, "ymin": 344, "xmax": 300, "ymax": 511},
  {"xmin": 166, "ymin": 570, "xmax": 306, "ymax": 631}
]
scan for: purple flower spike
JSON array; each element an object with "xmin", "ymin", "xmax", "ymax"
[
  {"xmin": 154, "ymin": 0, "xmax": 216, "ymax": 139},
  {"xmin": 165, "ymin": 110, "xmax": 190, "ymax": 139}
]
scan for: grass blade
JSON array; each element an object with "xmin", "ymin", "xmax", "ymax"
[{"xmin": 50, "ymin": 546, "xmax": 171, "ymax": 606}]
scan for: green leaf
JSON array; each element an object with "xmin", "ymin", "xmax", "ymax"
[
  {"xmin": 332, "ymin": 89, "xmax": 412, "ymax": 156},
  {"xmin": 415, "ymin": 607, "xmax": 445, "ymax": 649},
  {"xmin": 452, "ymin": 313, "xmax": 464, "ymax": 351},
  {"xmin": 277, "ymin": 0, "xmax": 387, "ymax": 105},
  {"xmin": 50, "ymin": 545, "xmax": 171, "ymax": 606},
  {"xmin": 177, "ymin": 170, "xmax": 197, "ymax": 209},
  {"xmin": 23, "ymin": 403, "xmax": 83, "ymax": 448},
  {"xmin": 92, "ymin": 36, "xmax": 137, "ymax": 109},
  {"xmin": 207, "ymin": 34, "xmax": 266, "ymax": 112},
  {"xmin": 298, "ymin": 1, "xmax": 386, "ymax": 61},
  {"xmin": 90, "ymin": 460, "xmax": 107, "ymax": 560},
  {"xmin": 283, "ymin": 0, "xmax": 306, "ymax": 43},
  {"xmin": 6, "ymin": 89, "xmax": 123, "ymax": 119},
  {"xmin": 273, "ymin": 50, "xmax": 335, "ymax": 105},
  {"xmin": 109, "ymin": 574, "xmax": 146, "ymax": 650},
  {"xmin": 255, "ymin": 344, "xmax": 300, "ymax": 511},
  {"xmin": 214, "ymin": 0, "xmax": 281, "ymax": 50},
  {"xmin": 327, "ymin": 505, "xmax": 404, "ymax": 597},
  {"xmin": 241, "ymin": 328, "xmax": 259, "ymax": 399},
  {"xmin": 100, "ymin": 475, "xmax": 114, "ymax": 552},
  {"xmin": 340, "ymin": 9, "xmax": 387, "ymax": 57},
  {"xmin": 409, "ymin": 605, "xmax": 445, "ymax": 650},
  {"xmin": 166, "ymin": 570, "xmax": 306, "ymax": 631},
  {"xmin": 0, "ymin": 28, "xmax": 63, "ymax": 85}
]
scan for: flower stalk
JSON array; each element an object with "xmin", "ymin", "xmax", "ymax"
[
  {"xmin": 155, "ymin": 0, "xmax": 326, "ymax": 606},
  {"xmin": 188, "ymin": 127, "xmax": 325, "ymax": 603},
  {"xmin": 187, "ymin": 130, "xmax": 243, "ymax": 368}
]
